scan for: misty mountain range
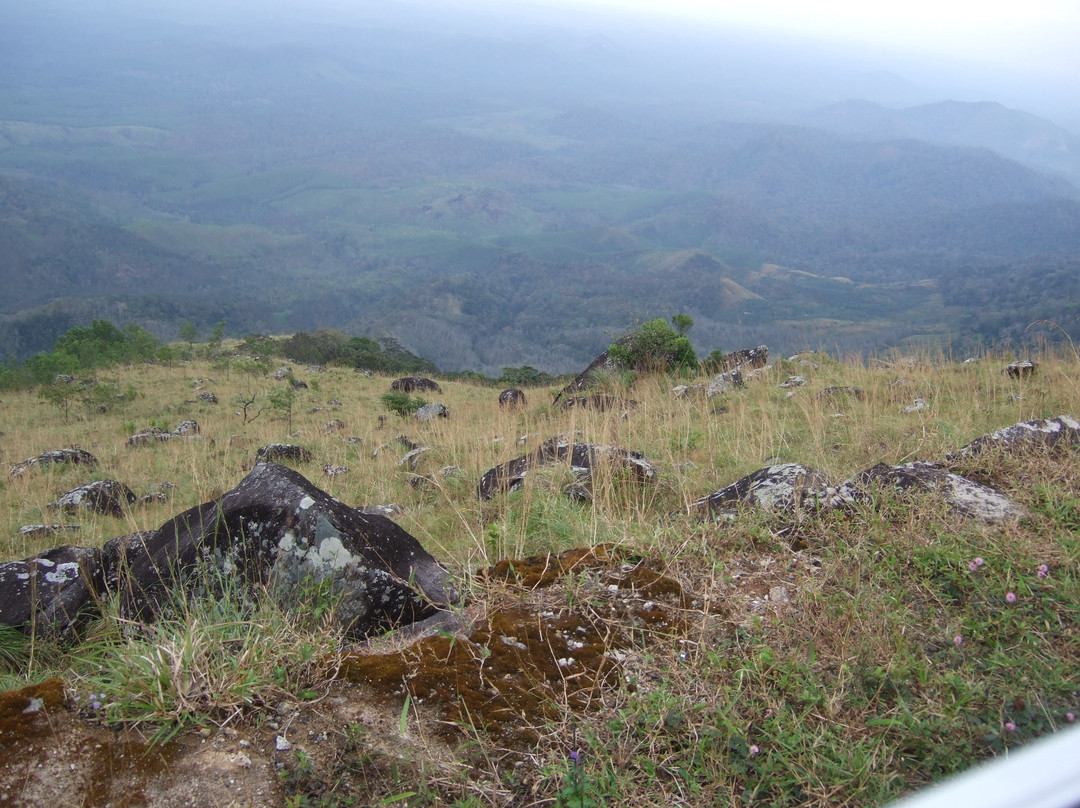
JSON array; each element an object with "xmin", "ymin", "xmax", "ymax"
[{"xmin": 1, "ymin": 0, "xmax": 1078, "ymax": 372}]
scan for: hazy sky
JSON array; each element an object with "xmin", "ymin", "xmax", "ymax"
[{"xmin": 527, "ymin": 0, "xmax": 1079, "ymax": 74}]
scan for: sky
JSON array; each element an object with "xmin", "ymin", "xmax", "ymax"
[{"xmin": 526, "ymin": 0, "xmax": 1080, "ymax": 75}]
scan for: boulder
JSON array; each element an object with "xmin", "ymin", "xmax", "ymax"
[
  {"xmin": 559, "ymin": 395, "xmax": 638, "ymax": 413},
  {"xmin": 16, "ymin": 525, "xmax": 81, "ymax": 539},
  {"xmin": 322, "ymin": 463, "xmax": 349, "ymax": 477},
  {"xmin": 0, "ymin": 544, "xmax": 113, "ymax": 637},
  {"xmin": 779, "ymin": 376, "xmax": 807, "ymax": 389},
  {"xmin": 479, "ymin": 436, "xmax": 657, "ymax": 500},
  {"xmin": 719, "ymin": 346, "xmax": 769, "ymax": 372},
  {"xmin": 682, "ymin": 463, "xmax": 835, "ymax": 519},
  {"xmin": 552, "ymin": 346, "xmax": 622, "ymax": 404},
  {"xmin": 173, "ymin": 419, "xmax": 200, "ymax": 435},
  {"xmin": 255, "ymin": 444, "xmax": 313, "ymax": 464},
  {"xmin": 1004, "ymin": 360, "xmax": 1037, "ymax": 379},
  {"xmin": 10, "ymin": 449, "xmax": 98, "ymax": 478},
  {"xmin": 498, "ymin": 388, "xmax": 527, "ymax": 409},
  {"xmin": 290, "ymin": 379, "xmax": 309, "ymax": 390},
  {"xmin": 197, "ymin": 392, "xmax": 218, "ymax": 404},
  {"xmin": 707, "ymin": 368, "xmax": 744, "ymax": 398},
  {"xmin": 837, "ymin": 462, "xmax": 1025, "ymax": 521},
  {"xmin": 273, "ymin": 366, "xmax": 292, "ymax": 380},
  {"xmin": 0, "ymin": 464, "xmax": 457, "ymax": 640},
  {"xmin": 816, "ymin": 386, "xmax": 866, "ymax": 401},
  {"xmin": 391, "ymin": 377, "xmax": 441, "ymax": 393},
  {"xmin": 49, "ymin": 480, "xmax": 137, "ymax": 517},
  {"xmin": 414, "ymin": 402, "xmax": 449, "ymax": 421},
  {"xmin": 949, "ymin": 415, "xmax": 1080, "ymax": 460}
]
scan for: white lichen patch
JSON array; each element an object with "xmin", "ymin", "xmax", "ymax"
[
  {"xmin": 44, "ymin": 562, "xmax": 80, "ymax": 585},
  {"xmin": 298, "ymin": 496, "xmax": 315, "ymax": 510}
]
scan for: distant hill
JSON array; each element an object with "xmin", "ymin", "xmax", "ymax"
[{"xmin": 801, "ymin": 100, "xmax": 1080, "ymax": 186}]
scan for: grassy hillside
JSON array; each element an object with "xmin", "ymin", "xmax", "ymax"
[{"xmin": 1, "ymin": 344, "xmax": 1078, "ymax": 805}]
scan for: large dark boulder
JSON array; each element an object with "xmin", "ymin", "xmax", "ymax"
[
  {"xmin": 479, "ymin": 436, "xmax": 657, "ymax": 500},
  {"xmin": 391, "ymin": 377, "xmax": 442, "ymax": 393},
  {"xmin": 498, "ymin": 388, "xmax": 527, "ymax": 409},
  {"xmin": 48, "ymin": 480, "xmax": 136, "ymax": 517},
  {"xmin": 10, "ymin": 449, "xmax": 97, "ymax": 478},
  {"xmin": 1, "ymin": 464, "xmax": 457, "ymax": 640}
]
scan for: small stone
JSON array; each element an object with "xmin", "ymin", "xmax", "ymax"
[
  {"xmin": 769, "ymin": 586, "xmax": 790, "ymax": 605},
  {"xmin": 275, "ymin": 735, "xmax": 291, "ymax": 751}
]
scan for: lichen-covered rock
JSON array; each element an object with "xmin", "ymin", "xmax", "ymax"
[
  {"xmin": 559, "ymin": 395, "xmax": 638, "ymax": 412},
  {"xmin": 414, "ymin": 403, "xmax": 449, "ymax": 421},
  {"xmin": 1, "ymin": 465, "xmax": 457, "ymax": 639},
  {"xmin": 255, "ymin": 444, "xmax": 313, "ymax": 464},
  {"xmin": 174, "ymin": 419, "xmax": 200, "ymax": 435},
  {"xmin": 498, "ymin": 388, "xmax": 527, "ymax": 409},
  {"xmin": 1004, "ymin": 360, "xmax": 1037, "ymax": 378},
  {"xmin": 817, "ymin": 386, "xmax": 866, "ymax": 401},
  {"xmin": 16, "ymin": 525, "xmax": 81, "ymax": 539},
  {"xmin": 682, "ymin": 463, "xmax": 836, "ymax": 519},
  {"xmin": 720, "ymin": 346, "xmax": 769, "ymax": 372},
  {"xmin": 323, "ymin": 463, "xmax": 349, "ymax": 477},
  {"xmin": 391, "ymin": 377, "xmax": 441, "ymax": 393},
  {"xmin": 707, "ymin": 368, "xmax": 744, "ymax": 398},
  {"xmin": 10, "ymin": 449, "xmax": 98, "ymax": 478},
  {"xmin": 400, "ymin": 446, "xmax": 432, "ymax": 471},
  {"xmin": 779, "ymin": 376, "xmax": 807, "ymax": 389},
  {"xmin": 49, "ymin": 480, "xmax": 136, "ymax": 517},
  {"xmin": 0, "ymin": 545, "xmax": 112, "ymax": 634},
  {"xmin": 197, "ymin": 392, "xmax": 218, "ymax": 404},
  {"xmin": 837, "ymin": 462, "xmax": 1025, "ymax": 521},
  {"xmin": 118, "ymin": 462, "xmax": 456, "ymax": 637},
  {"xmin": 127, "ymin": 427, "xmax": 173, "ymax": 446},
  {"xmin": 949, "ymin": 415, "xmax": 1080, "ymax": 459},
  {"xmin": 479, "ymin": 437, "xmax": 657, "ymax": 500}
]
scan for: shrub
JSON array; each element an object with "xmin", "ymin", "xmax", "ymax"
[{"xmin": 608, "ymin": 318, "xmax": 697, "ymax": 373}]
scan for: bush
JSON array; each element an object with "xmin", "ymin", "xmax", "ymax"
[
  {"xmin": 380, "ymin": 391, "xmax": 428, "ymax": 417},
  {"xmin": 608, "ymin": 318, "xmax": 697, "ymax": 373}
]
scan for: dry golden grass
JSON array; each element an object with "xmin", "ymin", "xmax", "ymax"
[{"xmin": 2, "ymin": 344, "xmax": 1079, "ymax": 807}]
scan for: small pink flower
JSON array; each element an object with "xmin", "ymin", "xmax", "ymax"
[
  {"xmin": 1006, "ymin": 592, "xmax": 1017, "ymax": 603},
  {"xmin": 953, "ymin": 636, "xmax": 963, "ymax": 646},
  {"xmin": 1066, "ymin": 713, "xmax": 1076, "ymax": 724},
  {"xmin": 1037, "ymin": 564, "xmax": 1049, "ymax": 578},
  {"xmin": 974, "ymin": 557, "xmax": 985, "ymax": 567},
  {"xmin": 968, "ymin": 562, "xmax": 979, "ymax": 572},
  {"xmin": 749, "ymin": 745, "xmax": 760, "ymax": 756},
  {"xmin": 1004, "ymin": 721, "xmax": 1016, "ymax": 732}
]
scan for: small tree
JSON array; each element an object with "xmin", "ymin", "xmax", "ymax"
[
  {"xmin": 671, "ymin": 313, "xmax": 694, "ymax": 335},
  {"xmin": 178, "ymin": 322, "xmax": 199, "ymax": 347},
  {"xmin": 268, "ymin": 385, "xmax": 296, "ymax": 433}
]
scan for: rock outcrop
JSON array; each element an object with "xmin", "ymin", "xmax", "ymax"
[
  {"xmin": 49, "ymin": 480, "xmax": 136, "ymax": 518},
  {"xmin": 391, "ymin": 377, "xmax": 441, "ymax": 393},
  {"xmin": 255, "ymin": 444, "xmax": 313, "ymax": 464},
  {"xmin": 10, "ymin": 449, "xmax": 97, "ymax": 478},
  {"xmin": 479, "ymin": 436, "xmax": 657, "ymax": 500},
  {"xmin": 1, "ymin": 464, "xmax": 457, "ymax": 640},
  {"xmin": 949, "ymin": 415, "xmax": 1080, "ymax": 459},
  {"xmin": 498, "ymin": 388, "xmax": 527, "ymax": 409}
]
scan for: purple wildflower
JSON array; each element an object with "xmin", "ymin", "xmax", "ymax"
[
  {"xmin": 749, "ymin": 745, "xmax": 760, "ymax": 756},
  {"xmin": 1006, "ymin": 592, "xmax": 1017, "ymax": 603},
  {"xmin": 1004, "ymin": 721, "xmax": 1016, "ymax": 732},
  {"xmin": 974, "ymin": 557, "xmax": 985, "ymax": 567},
  {"xmin": 1066, "ymin": 713, "xmax": 1076, "ymax": 724},
  {"xmin": 1037, "ymin": 564, "xmax": 1049, "ymax": 578},
  {"xmin": 953, "ymin": 636, "xmax": 963, "ymax": 646},
  {"xmin": 968, "ymin": 562, "xmax": 979, "ymax": 572}
]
